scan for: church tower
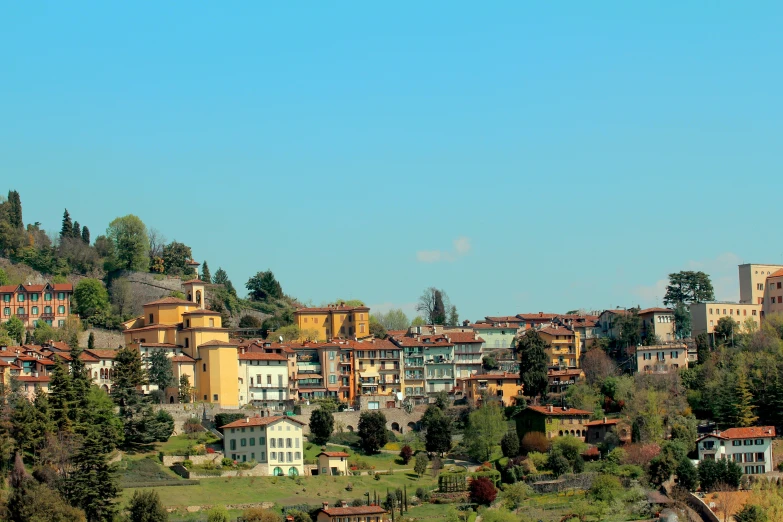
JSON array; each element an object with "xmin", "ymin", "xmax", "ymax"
[{"xmin": 183, "ymin": 279, "xmax": 206, "ymax": 310}]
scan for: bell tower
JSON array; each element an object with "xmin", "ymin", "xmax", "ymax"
[{"xmin": 183, "ymin": 279, "xmax": 206, "ymax": 310}]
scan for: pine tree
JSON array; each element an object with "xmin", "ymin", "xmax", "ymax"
[
  {"xmin": 201, "ymin": 260, "xmax": 211, "ymax": 283},
  {"xmin": 69, "ymin": 346, "xmax": 93, "ymax": 429},
  {"xmin": 8, "ymin": 453, "xmax": 33, "ymax": 520},
  {"xmin": 48, "ymin": 359, "xmax": 73, "ymax": 432},
  {"xmin": 60, "ymin": 209, "xmax": 73, "ymax": 239},
  {"xmin": 73, "ymin": 221, "xmax": 82, "ymax": 240},
  {"xmin": 519, "ymin": 330, "xmax": 549, "ymax": 400},
  {"xmin": 81, "ymin": 225, "xmax": 90, "ymax": 244},
  {"xmin": 88, "ymin": 332, "xmax": 95, "ymax": 350},
  {"xmin": 64, "ymin": 424, "xmax": 119, "ymax": 522},
  {"xmin": 734, "ymin": 372, "xmax": 758, "ymax": 427}
]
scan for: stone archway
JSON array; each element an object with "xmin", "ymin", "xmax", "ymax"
[
  {"xmin": 407, "ymin": 422, "xmax": 417, "ymax": 432},
  {"xmin": 347, "ymin": 425, "xmax": 354, "ymax": 432},
  {"xmin": 391, "ymin": 422, "xmax": 400, "ymax": 432}
]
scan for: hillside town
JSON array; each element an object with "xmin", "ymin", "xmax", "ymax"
[{"xmin": 1, "ymin": 189, "xmax": 783, "ymax": 521}]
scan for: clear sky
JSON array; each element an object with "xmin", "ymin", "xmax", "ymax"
[{"xmin": 2, "ymin": 2, "xmax": 782, "ymax": 321}]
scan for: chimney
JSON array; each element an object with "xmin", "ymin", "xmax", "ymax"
[
  {"xmin": 539, "ymin": 312, "xmax": 543, "ymax": 317},
  {"xmin": 322, "ymin": 502, "xmax": 329, "ymax": 510},
  {"xmin": 340, "ymin": 501, "xmax": 348, "ymax": 508},
  {"xmin": 604, "ymin": 417, "xmax": 607, "ymax": 423},
  {"xmin": 246, "ymin": 417, "xmax": 250, "ymax": 423},
  {"xmin": 548, "ymin": 404, "xmax": 553, "ymax": 412}
]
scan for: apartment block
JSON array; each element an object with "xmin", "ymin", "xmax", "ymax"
[
  {"xmin": 536, "ymin": 326, "xmax": 581, "ymax": 369},
  {"xmin": 293, "ymin": 304, "xmax": 370, "ymax": 341},
  {"xmin": 0, "ymin": 283, "xmax": 73, "ymax": 328},
  {"xmin": 739, "ymin": 263, "xmax": 783, "ymax": 306},
  {"xmin": 352, "ymin": 338, "xmax": 403, "ymax": 399},
  {"xmin": 690, "ymin": 302, "xmax": 761, "ymax": 339},
  {"xmin": 635, "ymin": 344, "xmax": 688, "ymax": 374}
]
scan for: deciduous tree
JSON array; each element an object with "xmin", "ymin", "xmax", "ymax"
[
  {"xmin": 246, "ymin": 270, "xmax": 283, "ymax": 301},
  {"xmin": 161, "ymin": 241, "xmax": 194, "ymax": 276},
  {"xmin": 416, "ymin": 287, "xmax": 451, "ymax": 325},
  {"xmin": 107, "ymin": 215, "xmax": 149, "ymax": 272},
  {"xmin": 357, "ymin": 411, "xmax": 388, "ymax": 454},
  {"xmin": 309, "ymin": 408, "xmax": 334, "ymax": 445},
  {"xmin": 464, "ymin": 402, "xmax": 506, "ymax": 462},
  {"xmin": 147, "ymin": 350, "xmax": 175, "ymax": 400},
  {"xmin": 73, "ymin": 278, "xmax": 110, "ymax": 322},
  {"xmin": 126, "ymin": 489, "xmax": 169, "ymax": 522},
  {"xmin": 664, "ymin": 271, "xmax": 715, "ymax": 306}
]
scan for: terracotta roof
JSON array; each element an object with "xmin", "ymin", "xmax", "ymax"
[
  {"xmin": 538, "ymin": 327, "xmax": 574, "ymax": 337},
  {"xmin": 16, "ymin": 375, "xmax": 51, "ymax": 383},
  {"xmin": 15, "ymin": 356, "xmax": 39, "ymax": 362},
  {"xmin": 0, "ymin": 285, "xmax": 18, "ymax": 293},
  {"xmin": 320, "ymin": 506, "xmax": 387, "ymax": 517},
  {"xmin": 171, "ymin": 355, "xmax": 196, "ymax": 363},
  {"xmin": 47, "ymin": 341, "xmax": 71, "ymax": 351},
  {"xmin": 21, "ymin": 284, "xmax": 45, "ymax": 292},
  {"xmin": 182, "ymin": 279, "xmax": 209, "ymax": 284},
  {"xmin": 85, "ymin": 349, "xmax": 118, "ymax": 359},
  {"xmin": 767, "ymin": 269, "xmax": 783, "ymax": 278},
  {"xmin": 637, "ymin": 308, "xmax": 673, "ymax": 315},
  {"xmin": 443, "ymin": 332, "xmax": 483, "ymax": 344},
  {"xmin": 144, "ymin": 297, "xmax": 197, "ymax": 306},
  {"xmin": 485, "ymin": 316, "xmax": 523, "ymax": 323},
  {"xmin": 517, "ymin": 313, "xmax": 557, "ymax": 320},
  {"xmin": 140, "ymin": 343, "xmax": 181, "ymax": 348},
  {"xmin": 522, "ymin": 405, "xmax": 592, "ymax": 416},
  {"xmin": 548, "ymin": 369, "xmax": 583, "ymax": 377},
  {"xmin": 317, "ymin": 451, "xmax": 350, "ymax": 458},
  {"xmin": 348, "ymin": 339, "xmax": 397, "ymax": 350},
  {"xmin": 52, "ymin": 284, "xmax": 73, "ymax": 291},
  {"xmin": 239, "ymin": 352, "xmax": 288, "ymax": 361},
  {"xmin": 602, "ymin": 309, "xmax": 630, "ymax": 316},
  {"xmin": 182, "ymin": 309, "xmax": 222, "ymax": 316},
  {"xmin": 0, "ymin": 360, "xmax": 10, "ymax": 367},
  {"xmin": 584, "ymin": 418, "xmax": 620, "ymax": 426},
  {"xmin": 78, "ymin": 352, "xmax": 99, "ymax": 362},
  {"xmin": 220, "ymin": 415, "xmax": 305, "ymax": 429},
  {"xmin": 472, "ymin": 323, "xmax": 517, "ymax": 330},
  {"xmin": 200, "ymin": 340, "xmax": 239, "ymax": 348},
  {"xmin": 388, "ymin": 335, "xmax": 453, "ymax": 347},
  {"xmin": 699, "ymin": 426, "xmax": 776, "ymax": 440},
  {"xmin": 466, "ymin": 372, "xmax": 519, "ymax": 381}
]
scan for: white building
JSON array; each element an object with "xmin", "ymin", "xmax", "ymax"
[
  {"xmin": 237, "ymin": 352, "xmax": 290, "ymax": 408},
  {"xmin": 696, "ymin": 426, "xmax": 776, "ymax": 475},
  {"xmin": 221, "ymin": 415, "xmax": 305, "ymax": 476}
]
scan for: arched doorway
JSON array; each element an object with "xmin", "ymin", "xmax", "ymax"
[
  {"xmin": 407, "ymin": 422, "xmax": 417, "ymax": 432},
  {"xmin": 391, "ymin": 422, "xmax": 400, "ymax": 432},
  {"xmin": 288, "ymin": 467, "xmax": 299, "ymax": 477},
  {"xmin": 169, "ymin": 396, "xmax": 175, "ymax": 404},
  {"xmin": 273, "ymin": 467, "xmax": 284, "ymax": 476}
]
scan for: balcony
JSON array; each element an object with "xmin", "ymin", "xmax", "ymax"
[
  {"xmin": 298, "ymin": 382, "xmax": 325, "ymax": 388},
  {"xmin": 15, "ymin": 313, "xmax": 29, "ymax": 320},
  {"xmin": 41, "ymin": 312, "xmax": 54, "ymax": 320}
]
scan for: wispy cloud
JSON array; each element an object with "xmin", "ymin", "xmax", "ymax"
[
  {"xmin": 367, "ymin": 301, "xmax": 419, "ymax": 318},
  {"xmin": 416, "ymin": 236, "xmax": 472, "ymax": 263}
]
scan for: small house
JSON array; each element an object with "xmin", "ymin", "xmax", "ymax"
[{"xmin": 317, "ymin": 451, "xmax": 350, "ymax": 476}]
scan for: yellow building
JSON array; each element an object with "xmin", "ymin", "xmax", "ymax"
[
  {"xmin": 690, "ymin": 301, "xmax": 761, "ymax": 340},
  {"xmin": 294, "ymin": 304, "xmax": 370, "ymax": 341},
  {"xmin": 739, "ymin": 263, "xmax": 783, "ymax": 306},
  {"xmin": 461, "ymin": 372, "xmax": 522, "ymax": 406},
  {"xmin": 536, "ymin": 326, "xmax": 581, "ymax": 369},
  {"xmin": 123, "ymin": 280, "xmax": 240, "ymax": 408}
]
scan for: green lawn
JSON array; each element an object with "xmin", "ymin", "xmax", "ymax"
[
  {"xmin": 122, "ymin": 472, "xmax": 438, "ymax": 511},
  {"xmin": 158, "ymin": 433, "xmax": 220, "ymax": 455},
  {"xmin": 303, "ymin": 442, "xmax": 407, "ymax": 469}
]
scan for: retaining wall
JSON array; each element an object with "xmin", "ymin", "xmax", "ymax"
[{"xmin": 685, "ymin": 493, "xmax": 720, "ymax": 522}]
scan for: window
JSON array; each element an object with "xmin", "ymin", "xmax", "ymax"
[
  {"xmin": 209, "ymin": 318, "xmax": 214, "ymax": 327},
  {"xmin": 203, "ymin": 363, "xmax": 207, "ymax": 372},
  {"xmin": 259, "ymin": 437, "xmax": 266, "ymax": 445},
  {"xmin": 17, "ymin": 307, "xmax": 24, "ymax": 315},
  {"xmin": 329, "ymin": 375, "xmax": 336, "ymax": 384},
  {"xmin": 295, "ymin": 451, "xmax": 301, "ymax": 460},
  {"xmin": 31, "ymin": 293, "xmax": 38, "ymax": 302},
  {"xmin": 270, "ymin": 452, "xmax": 276, "ymax": 460},
  {"xmin": 286, "ymin": 438, "xmax": 292, "ymax": 448},
  {"xmin": 250, "ymin": 438, "xmax": 255, "ymax": 446},
  {"xmin": 213, "ymin": 394, "xmax": 218, "ymax": 401},
  {"xmin": 270, "ymin": 439, "xmax": 276, "ymax": 448},
  {"xmin": 230, "ymin": 439, "xmax": 236, "ymax": 450},
  {"xmin": 745, "ymin": 452, "xmax": 753, "ymax": 462},
  {"xmin": 710, "ymin": 320, "xmax": 714, "ymax": 327},
  {"xmin": 2, "ymin": 294, "xmax": 9, "ymax": 302},
  {"xmin": 752, "ymin": 310, "xmax": 757, "ymax": 316},
  {"xmin": 260, "ymin": 452, "xmax": 265, "ymax": 461},
  {"xmin": 756, "ymin": 452, "xmax": 764, "ymax": 461},
  {"xmin": 241, "ymin": 438, "xmax": 247, "ymax": 447},
  {"xmin": 755, "ymin": 439, "xmax": 763, "ymax": 445},
  {"xmin": 757, "ymin": 283, "xmax": 764, "ymax": 291},
  {"xmin": 44, "ymin": 306, "xmax": 51, "ymax": 314},
  {"xmin": 732, "ymin": 440, "xmax": 741, "ymax": 447},
  {"xmin": 3, "ymin": 308, "xmax": 9, "ymax": 316},
  {"xmin": 58, "ymin": 305, "xmax": 65, "ymax": 314},
  {"xmin": 185, "ymin": 338, "xmax": 189, "ymax": 348},
  {"xmin": 31, "ymin": 306, "xmax": 38, "ymax": 316},
  {"xmin": 17, "ymin": 294, "xmax": 24, "ymax": 302},
  {"xmin": 44, "ymin": 292, "xmax": 51, "ymax": 301},
  {"xmin": 185, "ymin": 319, "xmax": 190, "ymax": 328}
]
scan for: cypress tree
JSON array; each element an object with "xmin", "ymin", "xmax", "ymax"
[
  {"xmin": 7, "ymin": 190, "xmax": 23, "ymax": 228},
  {"xmin": 519, "ymin": 330, "xmax": 549, "ymax": 400},
  {"xmin": 81, "ymin": 225, "xmax": 91, "ymax": 244},
  {"xmin": 60, "ymin": 209, "xmax": 73, "ymax": 239},
  {"xmin": 734, "ymin": 372, "xmax": 758, "ymax": 427},
  {"xmin": 72, "ymin": 221, "xmax": 81, "ymax": 240},
  {"xmin": 64, "ymin": 424, "xmax": 119, "ymax": 521},
  {"xmin": 88, "ymin": 332, "xmax": 95, "ymax": 350},
  {"xmin": 48, "ymin": 359, "xmax": 72, "ymax": 432},
  {"xmin": 201, "ymin": 260, "xmax": 211, "ymax": 283}
]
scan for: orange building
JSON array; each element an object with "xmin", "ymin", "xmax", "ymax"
[
  {"xmin": 461, "ymin": 372, "xmax": 523, "ymax": 406},
  {"xmin": 294, "ymin": 304, "xmax": 370, "ymax": 341},
  {"xmin": 1, "ymin": 283, "xmax": 73, "ymax": 329}
]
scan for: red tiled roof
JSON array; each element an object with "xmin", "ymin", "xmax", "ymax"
[
  {"xmin": 318, "ymin": 451, "xmax": 350, "ymax": 458},
  {"xmin": 602, "ymin": 309, "xmax": 630, "ymax": 316},
  {"xmin": 472, "ymin": 323, "xmax": 517, "ymax": 330},
  {"xmin": 16, "ymin": 375, "xmax": 51, "ymax": 383},
  {"xmin": 220, "ymin": 415, "xmax": 305, "ymax": 429},
  {"xmin": 523, "ymin": 405, "xmax": 592, "ymax": 416},
  {"xmin": 52, "ymin": 283, "xmax": 73, "ymax": 291},
  {"xmin": 466, "ymin": 372, "xmax": 519, "ymax": 381},
  {"xmin": 171, "ymin": 355, "xmax": 196, "ymax": 363},
  {"xmin": 517, "ymin": 313, "xmax": 558, "ymax": 320},
  {"xmin": 145, "ymin": 297, "xmax": 197, "ymax": 306},
  {"xmin": 85, "ymin": 349, "xmax": 118, "ymax": 359},
  {"xmin": 295, "ymin": 305, "xmax": 370, "ymax": 313},
  {"xmin": 0, "ymin": 285, "xmax": 18, "ymax": 293},
  {"xmin": 21, "ymin": 284, "xmax": 45, "ymax": 292},
  {"xmin": 47, "ymin": 341, "xmax": 71, "ymax": 352},
  {"xmin": 767, "ymin": 269, "xmax": 783, "ymax": 278},
  {"xmin": 485, "ymin": 316, "xmax": 523, "ymax": 323},
  {"xmin": 125, "ymin": 324, "xmax": 180, "ymax": 333},
  {"xmin": 78, "ymin": 352, "xmax": 98, "ymax": 362},
  {"xmin": 584, "ymin": 418, "xmax": 620, "ymax": 426},
  {"xmin": 200, "ymin": 340, "xmax": 239, "ymax": 347},
  {"xmin": 320, "ymin": 506, "xmax": 387, "ymax": 517},
  {"xmin": 637, "ymin": 308, "xmax": 673, "ymax": 315},
  {"xmin": 348, "ymin": 339, "xmax": 397, "ymax": 350},
  {"xmin": 239, "ymin": 352, "xmax": 288, "ymax": 361},
  {"xmin": 443, "ymin": 332, "xmax": 483, "ymax": 344},
  {"xmin": 182, "ymin": 279, "xmax": 209, "ymax": 284},
  {"xmin": 538, "ymin": 327, "xmax": 574, "ymax": 337},
  {"xmin": 705, "ymin": 426, "xmax": 777, "ymax": 440}
]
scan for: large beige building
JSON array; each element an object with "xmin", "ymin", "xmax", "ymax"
[
  {"xmin": 766, "ymin": 269, "xmax": 783, "ymax": 315},
  {"xmin": 221, "ymin": 415, "xmax": 305, "ymax": 475},
  {"xmin": 739, "ymin": 263, "xmax": 783, "ymax": 306},
  {"xmin": 690, "ymin": 302, "xmax": 761, "ymax": 338},
  {"xmin": 638, "ymin": 308, "xmax": 675, "ymax": 342}
]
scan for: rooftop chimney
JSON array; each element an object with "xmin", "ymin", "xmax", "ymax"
[
  {"xmin": 340, "ymin": 501, "xmax": 348, "ymax": 508},
  {"xmin": 548, "ymin": 404, "xmax": 553, "ymax": 412},
  {"xmin": 246, "ymin": 417, "xmax": 250, "ymax": 423},
  {"xmin": 322, "ymin": 502, "xmax": 329, "ymax": 510},
  {"xmin": 604, "ymin": 417, "xmax": 607, "ymax": 423}
]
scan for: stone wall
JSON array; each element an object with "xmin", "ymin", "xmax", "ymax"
[
  {"xmin": 79, "ymin": 328, "xmax": 125, "ymax": 349},
  {"xmin": 294, "ymin": 406, "xmax": 423, "ymax": 435},
  {"xmin": 163, "ymin": 453, "xmax": 223, "ymax": 467},
  {"xmin": 173, "ymin": 463, "xmax": 273, "ymax": 479}
]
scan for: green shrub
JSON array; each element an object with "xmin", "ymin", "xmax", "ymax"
[
  {"xmin": 181, "ymin": 460, "xmax": 193, "ymax": 469},
  {"xmin": 588, "ymin": 474, "xmax": 621, "ymax": 503},
  {"xmin": 527, "ymin": 451, "xmax": 548, "ymax": 470},
  {"xmin": 222, "ymin": 457, "xmax": 234, "ymax": 467}
]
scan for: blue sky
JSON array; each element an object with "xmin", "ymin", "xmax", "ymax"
[{"xmin": 2, "ymin": 2, "xmax": 782, "ymax": 321}]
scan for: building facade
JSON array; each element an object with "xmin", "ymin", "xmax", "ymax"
[
  {"xmin": 0, "ymin": 283, "xmax": 73, "ymax": 329},
  {"xmin": 471, "ymin": 320, "xmax": 519, "ymax": 349},
  {"xmin": 697, "ymin": 426, "xmax": 776, "ymax": 475},
  {"xmin": 635, "ymin": 344, "xmax": 688, "ymax": 374},
  {"xmin": 316, "ymin": 503, "xmax": 388, "ymax": 522},
  {"xmin": 690, "ymin": 302, "xmax": 762, "ymax": 340},
  {"xmin": 514, "ymin": 405, "xmax": 592, "ymax": 442},
  {"xmin": 293, "ymin": 304, "xmax": 370, "ymax": 341},
  {"xmin": 461, "ymin": 372, "xmax": 522, "ymax": 406},
  {"xmin": 352, "ymin": 339, "xmax": 403, "ymax": 400},
  {"xmin": 221, "ymin": 416, "xmax": 305, "ymax": 475},
  {"xmin": 238, "ymin": 352, "xmax": 289, "ymax": 408},
  {"xmin": 637, "ymin": 308, "xmax": 675, "ymax": 342},
  {"xmin": 536, "ymin": 326, "xmax": 581, "ymax": 369},
  {"xmin": 739, "ymin": 264, "xmax": 783, "ymax": 306}
]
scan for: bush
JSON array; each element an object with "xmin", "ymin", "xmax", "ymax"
[
  {"xmin": 242, "ymin": 507, "xmax": 280, "ymax": 522},
  {"xmin": 520, "ymin": 432, "xmax": 550, "ymax": 454},
  {"xmin": 127, "ymin": 489, "xmax": 168, "ymax": 522},
  {"xmin": 181, "ymin": 460, "xmax": 193, "ymax": 469},
  {"xmin": 399, "ymin": 445, "xmax": 413, "ymax": 464},
  {"xmin": 416, "ymin": 487, "xmax": 431, "ymax": 502},
  {"xmin": 500, "ymin": 482, "xmax": 532, "ymax": 510},
  {"xmin": 469, "ymin": 477, "xmax": 497, "ymax": 506},
  {"xmin": 221, "ymin": 458, "xmax": 234, "ymax": 468},
  {"xmin": 526, "ymin": 451, "xmax": 548, "ymax": 470},
  {"xmin": 734, "ymin": 504, "xmax": 768, "ymax": 522},
  {"xmin": 547, "ymin": 454, "xmax": 570, "ymax": 477},
  {"xmin": 588, "ymin": 474, "xmax": 621, "ymax": 503},
  {"xmin": 500, "ymin": 432, "xmax": 519, "ymax": 458},
  {"xmin": 207, "ymin": 506, "xmax": 229, "ymax": 522}
]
